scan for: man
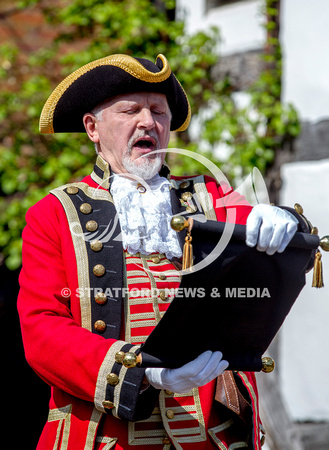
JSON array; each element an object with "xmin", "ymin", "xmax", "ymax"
[{"xmin": 18, "ymin": 54, "xmax": 298, "ymax": 450}]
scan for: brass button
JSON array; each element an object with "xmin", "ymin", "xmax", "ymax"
[
  {"xmin": 90, "ymin": 240, "xmax": 103, "ymax": 252},
  {"xmin": 93, "ymin": 264, "xmax": 105, "ymax": 277},
  {"xmin": 294, "ymin": 203, "xmax": 303, "ymax": 215},
  {"xmin": 80, "ymin": 203, "xmax": 93, "ymax": 214},
  {"xmin": 186, "ymin": 205, "xmax": 197, "ymax": 213},
  {"xmin": 102, "ymin": 400, "xmax": 114, "ymax": 409},
  {"xmin": 159, "ymin": 290, "xmax": 168, "ymax": 301},
  {"xmin": 115, "ymin": 351, "xmax": 125, "ymax": 364},
  {"xmin": 163, "ymin": 436, "xmax": 171, "ymax": 445},
  {"xmin": 86, "ymin": 220, "xmax": 98, "ymax": 232},
  {"xmin": 181, "ymin": 191, "xmax": 193, "ymax": 201},
  {"xmin": 166, "ymin": 409, "xmax": 174, "ymax": 419},
  {"xmin": 151, "ymin": 256, "xmax": 161, "ymax": 264},
  {"xmin": 66, "ymin": 186, "xmax": 79, "ymax": 194},
  {"xmin": 107, "ymin": 373, "xmax": 119, "ymax": 386},
  {"xmin": 165, "ymin": 390, "xmax": 173, "ymax": 395},
  {"xmin": 180, "ymin": 181, "xmax": 190, "ymax": 189},
  {"xmin": 94, "ymin": 320, "xmax": 106, "ymax": 332},
  {"xmin": 122, "ymin": 352, "xmax": 138, "ymax": 368},
  {"xmin": 95, "ymin": 292, "xmax": 107, "ymax": 305},
  {"xmin": 159, "ymin": 274, "xmax": 166, "ymax": 281},
  {"xmin": 261, "ymin": 435, "xmax": 266, "ymax": 446}
]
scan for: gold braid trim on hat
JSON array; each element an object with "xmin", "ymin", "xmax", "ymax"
[
  {"xmin": 174, "ymin": 75, "xmax": 191, "ymax": 132},
  {"xmin": 39, "ymin": 54, "xmax": 171, "ymax": 134}
]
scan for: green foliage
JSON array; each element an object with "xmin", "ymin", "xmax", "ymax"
[{"xmin": 0, "ymin": 0, "xmax": 299, "ymax": 269}]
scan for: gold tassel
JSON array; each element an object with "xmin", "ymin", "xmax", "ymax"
[
  {"xmin": 182, "ymin": 231, "xmax": 193, "ymax": 270},
  {"xmin": 312, "ymin": 250, "xmax": 324, "ymax": 288}
]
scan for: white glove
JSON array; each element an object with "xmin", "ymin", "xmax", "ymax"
[
  {"xmin": 145, "ymin": 351, "xmax": 228, "ymax": 394},
  {"xmin": 246, "ymin": 204, "xmax": 298, "ymax": 255}
]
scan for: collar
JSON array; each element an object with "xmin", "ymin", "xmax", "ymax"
[{"xmin": 90, "ymin": 154, "xmax": 172, "ymax": 190}]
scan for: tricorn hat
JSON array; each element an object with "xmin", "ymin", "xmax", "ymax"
[{"xmin": 39, "ymin": 54, "xmax": 191, "ymax": 134}]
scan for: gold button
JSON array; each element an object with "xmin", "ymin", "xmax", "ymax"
[
  {"xmin": 181, "ymin": 191, "xmax": 193, "ymax": 201},
  {"xmin": 115, "ymin": 351, "xmax": 125, "ymax": 364},
  {"xmin": 163, "ymin": 436, "xmax": 171, "ymax": 445},
  {"xmin": 107, "ymin": 373, "xmax": 119, "ymax": 386},
  {"xmin": 159, "ymin": 274, "xmax": 166, "ymax": 280},
  {"xmin": 151, "ymin": 256, "xmax": 161, "ymax": 264},
  {"xmin": 80, "ymin": 203, "xmax": 93, "ymax": 214},
  {"xmin": 166, "ymin": 409, "xmax": 174, "ymax": 419},
  {"xmin": 93, "ymin": 264, "xmax": 105, "ymax": 277},
  {"xmin": 122, "ymin": 352, "xmax": 138, "ymax": 368},
  {"xmin": 94, "ymin": 320, "xmax": 106, "ymax": 332},
  {"xmin": 66, "ymin": 186, "xmax": 78, "ymax": 194},
  {"xmin": 165, "ymin": 390, "xmax": 173, "ymax": 395},
  {"xmin": 261, "ymin": 435, "xmax": 266, "ymax": 446},
  {"xmin": 294, "ymin": 203, "xmax": 303, "ymax": 215},
  {"xmin": 102, "ymin": 400, "xmax": 114, "ymax": 409},
  {"xmin": 180, "ymin": 181, "xmax": 190, "ymax": 189},
  {"xmin": 86, "ymin": 220, "xmax": 98, "ymax": 232},
  {"xmin": 95, "ymin": 292, "xmax": 107, "ymax": 305},
  {"xmin": 159, "ymin": 290, "xmax": 168, "ymax": 301},
  {"xmin": 186, "ymin": 205, "xmax": 197, "ymax": 213},
  {"xmin": 90, "ymin": 240, "xmax": 103, "ymax": 252}
]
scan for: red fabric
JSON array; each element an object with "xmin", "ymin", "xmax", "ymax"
[{"xmin": 17, "ymin": 173, "xmax": 259, "ymax": 450}]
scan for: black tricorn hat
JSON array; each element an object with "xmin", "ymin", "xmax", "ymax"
[{"xmin": 39, "ymin": 54, "xmax": 191, "ymax": 134}]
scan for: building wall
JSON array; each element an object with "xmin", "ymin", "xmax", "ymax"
[
  {"xmin": 177, "ymin": 0, "xmax": 329, "ymax": 423},
  {"xmin": 177, "ymin": 0, "xmax": 264, "ymax": 55}
]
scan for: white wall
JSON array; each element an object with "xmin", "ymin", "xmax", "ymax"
[
  {"xmin": 177, "ymin": 0, "xmax": 329, "ymax": 421},
  {"xmin": 177, "ymin": 0, "xmax": 265, "ymax": 55},
  {"xmin": 280, "ymin": 160, "xmax": 329, "ymax": 420},
  {"xmin": 281, "ymin": 0, "xmax": 329, "ymax": 122}
]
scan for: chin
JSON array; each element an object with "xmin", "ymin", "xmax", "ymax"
[{"xmin": 123, "ymin": 154, "xmax": 163, "ymax": 180}]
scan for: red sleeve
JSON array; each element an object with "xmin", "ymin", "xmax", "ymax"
[
  {"xmin": 17, "ymin": 194, "xmax": 158, "ymax": 421},
  {"xmin": 17, "ymin": 194, "xmax": 115, "ymax": 401},
  {"xmin": 204, "ymin": 176, "xmax": 252, "ymax": 225}
]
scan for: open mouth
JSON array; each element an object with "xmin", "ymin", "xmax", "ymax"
[{"xmin": 133, "ymin": 136, "xmax": 156, "ymax": 151}]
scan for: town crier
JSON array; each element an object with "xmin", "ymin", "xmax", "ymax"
[{"xmin": 17, "ymin": 53, "xmax": 298, "ymax": 449}]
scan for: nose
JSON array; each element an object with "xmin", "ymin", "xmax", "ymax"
[{"xmin": 137, "ymin": 107, "xmax": 156, "ymax": 130}]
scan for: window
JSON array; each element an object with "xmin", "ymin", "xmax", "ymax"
[{"xmin": 206, "ymin": 0, "xmax": 244, "ymax": 11}]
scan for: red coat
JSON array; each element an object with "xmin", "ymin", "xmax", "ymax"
[{"xmin": 18, "ymin": 156, "xmax": 263, "ymax": 449}]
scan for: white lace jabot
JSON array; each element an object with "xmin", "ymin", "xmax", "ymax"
[{"xmin": 110, "ymin": 174, "xmax": 182, "ymax": 260}]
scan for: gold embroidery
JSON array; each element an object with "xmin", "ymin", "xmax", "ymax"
[
  {"xmin": 40, "ymin": 54, "xmax": 172, "ymax": 134},
  {"xmin": 84, "ymin": 408, "xmax": 103, "ymax": 450},
  {"xmin": 112, "ymin": 344, "xmax": 139, "ymax": 419},
  {"xmin": 237, "ymin": 372, "xmax": 260, "ymax": 450},
  {"xmin": 129, "ymin": 319, "xmax": 157, "ymax": 328},
  {"xmin": 229, "ymin": 444, "xmax": 248, "ymax": 449},
  {"xmin": 173, "ymin": 74, "xmax": 191, "ymax": 132},
  {"xmin": 128, "ymin": 311, "xmax": 159, "ymax": 320},
  {"xmin": 90, "ymin": 155, "xmax": 112, "ymax": 191},
  {"xmin": 128, "ymin": 408, "xmax": 167, "ymax": 446},
  {"xmin": 48, "ymin": 404, "xmax": 72, "ymax": 450},
  {"xmin": 51, "ymin": 182, "xmax": 115, "ymax": 331},
  {"xmin": 159, "ymin": 388, "xmax": 207, "ymax": 448},
  {"xmin": 94, "ymin": 340, "xmax": 127, "ymax": 413},
  {"xmin": 51, "ymin": 186, "xmax": 91, "ymax": 331},
  {"xmin": 95, "ymin": 436, "xmax": 118, "ymax": 450},
  {"xmin": 208, "ymin": 417, "xmax": 248, "ymax": 450},
  {"xmin": 130, "ymin": 335, "xmax": 150, "ymax": 344},
  {"xmin": 193, "ymin": 175, "xmax": 217, "ymax": 220}
]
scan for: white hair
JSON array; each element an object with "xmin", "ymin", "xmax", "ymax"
[{"xmin": 91, "ymin": 104, "xmax": 105, "ymax": 154}]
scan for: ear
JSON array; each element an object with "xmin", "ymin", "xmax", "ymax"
[{"xmin": 83, "ymin": 113, "xmax": 99, "ymax": 143}]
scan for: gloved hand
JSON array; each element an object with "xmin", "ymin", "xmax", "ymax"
[
  {"xmin": 246, "ymin": 204, "xmax": 298, "ymax": 255},
  {"xmin": 145, "ymin": 351, "xmax": 228, "ymax": 394}
]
